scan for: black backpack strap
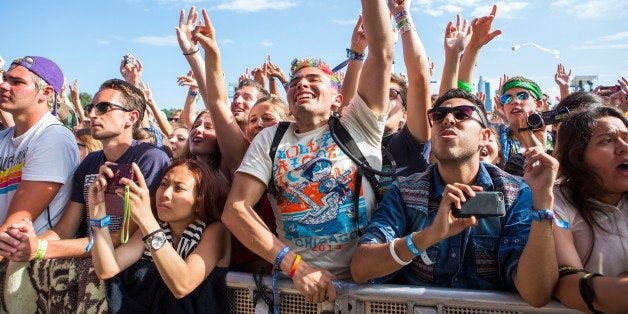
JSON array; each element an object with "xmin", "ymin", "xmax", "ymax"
[
  {"xmin": 268, "ymin": 122, "xmax": 290, "ymax": 194},
  {"xmin": 328, "ymin": 113, "xmax": 396, "ymax": 201}
]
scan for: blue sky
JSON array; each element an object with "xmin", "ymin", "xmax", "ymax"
[{"xmin": 2, "ymin": 0, "xmax": 626, "ymax": 110}]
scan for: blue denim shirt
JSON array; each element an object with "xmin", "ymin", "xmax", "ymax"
[{"xmin": 359, "ymin": 163, "xmax": 532, "ymax": 291}]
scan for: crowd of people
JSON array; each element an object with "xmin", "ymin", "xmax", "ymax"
[{"xmin": 0, "ymin": 0, "xmax": 626, "ymax": 313}]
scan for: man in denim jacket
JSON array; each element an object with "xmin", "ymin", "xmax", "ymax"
[{"xmin": 351, "ymin": 90, "xmax": 559, "ymax": 308}]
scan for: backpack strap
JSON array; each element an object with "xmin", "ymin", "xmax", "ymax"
[
  {"xmin": 268, "ymin": 122, "xmax": 291, "ymax": 195},
  {"xmin": 328, "ymin": 113, "xmax": 396, "ymax": 201}
]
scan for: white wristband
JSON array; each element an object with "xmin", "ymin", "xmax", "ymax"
[{"xmin": 389, "ymin": 238, "xmax": 412, "ymax": 266}]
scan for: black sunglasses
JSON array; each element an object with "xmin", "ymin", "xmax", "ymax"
[
  {"xmin": 85, "ymin": 102, "xmax": 132, "ymax": 116},
  {"xmin": 427, "ymin": 105, "xmax": 487, "ymax": 127}
]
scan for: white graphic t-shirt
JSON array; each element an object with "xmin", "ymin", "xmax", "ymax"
[{"xmin": 238, "ymin": 95, "xmax": 387, "ymax": 279}]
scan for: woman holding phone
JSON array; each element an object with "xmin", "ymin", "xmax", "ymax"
[{"xmin": 88, "ymin": 159, "xmax": 230, "ymax": 313}]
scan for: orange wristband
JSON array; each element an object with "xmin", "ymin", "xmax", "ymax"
[{"xmin": 289, "ymin": 255, "xmax": 301, "ymax": 278}]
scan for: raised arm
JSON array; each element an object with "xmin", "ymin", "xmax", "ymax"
[
  {"xmin": 390, "ymin": 0, "xmax": 433, "ymax": 142},
  {"xmin": 340, "ymin": 15, "xmax": 367, "ymax": 109},
  {"xmin": 266, "ymin": 56, "xmax": 289, "ymax": 95},
  {"xmin": 438, "ymin": 15, "xmax": 470, "ymax": 96},
  {"xmin": 458, "ymin": 5, "xmax": 501, "ymax": 86},
  {"xmin": 194, "ymin": 8, "xmax": 250, "ymax": 175},
  {"xmin": 357, "ymin": 0, "xmax": 395, "ymax": 113},
  {"xmin": 553, "ymin": 63, "xmax": 572, "ymax": 100},
  {"xmin": 140, "ymin": 82, "xmax": 173, "ymax": 137},
  {"xmin": 176, "ymin": 7, "xmax": 208, "ymax": 105},
  {"xmin": 69, "ymin": 79, "xmax": 86, "ymax": 123},
  {"xmin": 177, "ymin": 71, "xmax": 199, "ymax": 128}
]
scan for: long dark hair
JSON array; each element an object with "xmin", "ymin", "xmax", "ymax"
[
  {"xmin": 154, "ymin": 159, "xmax": 229, "ymax": 224},
  {"xmin": 182, "ymin": 110, "xmax": 221, "ymax": 171},
  {"xmin": 554, "ymin": 106, "xmax": 628, "ymax": 235}
]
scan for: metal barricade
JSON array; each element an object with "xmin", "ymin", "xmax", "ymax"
[{"xmin": 226, "ymin": 272, "xmax": 579, "ymax": 314}]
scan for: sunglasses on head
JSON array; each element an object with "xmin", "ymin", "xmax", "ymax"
[
  {"xmin": 500, "ymin": 90, "xmax": 533, "ymax": 105},
  {"xmin": 85, "ymin": 102, "xmax": 132, "ymax": 116},
  {"xmin": 427, "ymin": 105, "xmax": 487, "ymax": 127},
  {"xmin": 11, "ymin": 56, "xmax": 34, "ymax": 69},
  {"xmin": 389, "ymin": 88, "xmax": 402, "ymax": 101}
]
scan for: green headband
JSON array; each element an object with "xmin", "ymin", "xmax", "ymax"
[{"xmin": 501, "ymin": 80, "xmax": 542, "ymax": 100}]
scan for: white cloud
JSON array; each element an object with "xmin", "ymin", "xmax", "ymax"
[
  {"xmin": 136, "ymin": 35, "xmax": 178, "ymax": 46},
  {"xmin": 216, "ymin": 0, "xmax": 296, "ymax": 12},
  {"xmin": 574, "ymin": 43, "xmax": 628, "ymax": 50},
  {"xmin": 602, "ymin": 32, "xmax": 628, "ymax": 41},
  {"xmin": 471, "ymin": 2, "xmax": 528, "ymax": 19},
  {"xmin": 551, "ymin": 0, "xmax": 625, "ymax": 19},
  {"xmin": 260, "ymin": 41, "xmax": 274, "ymax": 47},
  {"xmin": 333, "ymin": 19, "xmax": 357, "ymax": 26},
  {"xmin": 440, "ymin": 4, "xmax": 462, "ymax": 13}
]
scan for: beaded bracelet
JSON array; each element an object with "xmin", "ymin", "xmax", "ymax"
[
  {"xmin": 389, "ymin": 238, "xmax": 412, "ymax": 266},
  {"xmin": 33, "ymin": 239, "xmax": 48, "ymax": 261},
  {"xmin": 346, "ymin": 48, "xmax": 365, "ymax": 61}
]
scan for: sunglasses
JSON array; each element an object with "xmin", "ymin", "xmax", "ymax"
[
  {"xmin": 389, "ymin": 88, "xmax": 402, "ymax": 101},
  {"xmin": 85, "ymin": 102, "xmax": 132, "ymax": 116},
  {"xmin": 11, "ymin": 56, "xmax": 34, "ymax": 69},
  {"xmin": 500, "ymin": 91, "xmax": 532, "ymax": 105},
  {"xmin": 427, "ymin": 105, "xmax": 487, "ymax": 127}
]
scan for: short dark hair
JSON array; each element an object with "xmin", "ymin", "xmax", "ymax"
[
  {"xmin": 99, "ymin": 79, "xmax": 146, "ymax": 129},
  {"xmin": 390, "ymin": 73, "xmax": 408, "ymax": 108},
  {"xmin": 432, "ymin": 89, "xmax": 489, "ymax": 128},
  {"xmin": 555, "ymin": 91, "xmax": 605, "ymax": 113}
]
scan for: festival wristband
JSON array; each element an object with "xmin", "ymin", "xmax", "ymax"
[
  {"xmin": 85, "ymin": 215, "xmax": 111, "ymax": 252},
  {"xmin": 528, "ymin": 208, "xmax": 569, "ymax": 229},
  {"xmin": 405, "ymin": 233, "xmax": 423, "ymax": 257},
  {"xmin": 389, "ymin": 238, "xmax": 412, "ymax": 266},
  {"xmin": 393, "ymin": 9, "xmax": 409, "ymax": 20},
  {"xmin": 398, "ymin": 22, "xmax": 415, "ymax": 35},
  {"xmin": 120, "ymin": 186, "xmax": 131, "ymax": 244},
  {"xmin": 289, "ymin": 255, "xmax": 301, "ymax": 278},
  {"xmin": 346, "ymin": 48, "xmax": 365, "ymax": 61},
  {"xmin": 272, "ymin": 246, "xmax": 291, "ymax": 314},
  {"xmin": 458, "ymin": 80, "xmax": 474, "ymax": 93},
  {"xmin": 33, "ymin": 239, "xmax": 48, "ymax": 261}
]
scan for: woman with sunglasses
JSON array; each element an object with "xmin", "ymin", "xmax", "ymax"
[
  {"xmin": 89, "ymin": 159, "xmax": 230, "ymax": 312},
  {"xmin": 551, "ymin": 106, "xmax": 628, "ymax": 313}
]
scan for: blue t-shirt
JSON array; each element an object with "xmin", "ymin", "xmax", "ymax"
[{"xmin": 71, "ymin": 140, "xmax": 170, "ymax": 235}]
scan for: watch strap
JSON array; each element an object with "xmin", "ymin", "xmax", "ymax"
[{"xmin": 142, "ymin": 228, "xmax": 163, "ymax": 242}]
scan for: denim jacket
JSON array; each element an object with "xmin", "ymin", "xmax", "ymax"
[{"xmin": 359, "ymin": 162, "xmax": 532, "ymax": 291}]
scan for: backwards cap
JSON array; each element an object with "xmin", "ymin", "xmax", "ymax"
[{"xmin": 11, "ymin": 56, "xmax": 64, "ymax": 115}]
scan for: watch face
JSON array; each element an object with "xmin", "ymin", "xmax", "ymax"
[{"xmin": 149, "ymin": 232, "xmax": 167, "ymax": 250}]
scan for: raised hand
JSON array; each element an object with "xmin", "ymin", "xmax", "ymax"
[
  {"xmin": 350, "ymin": 14, "xmax": 367, "ymax": 54},
  {"xmin": 177, "ymin": 70, "xmax": 198, "ymax": 88},
  {"xmin": 251, "ymin": 66, "xmax": 267, "ymax": 86},
  {"xmin": 444, "ymin": 15, "xmax": 471, "ymax": 54},
  {"xmin": 553, "ymin": 63, "xmax": 572, "ymax": 88},
  {"xmin": 238, "ymin": 68, "xmax": 251, "ymax": 83},
  {"xmin": 69, "ymin": 79, "xmax": 79, "ymax": 99},
  {"xmin": 175, "ymin": 7, "xmax": 199, "ymax": 54},
  {"xmin": 265, "ymin": 56, "xmax": 287, "ymax": 83},
  {"xmin": 468, "ymin": 5, "xmax": 502, "ymax": 49},
  {"xmin": 192, "ymin": 8, "xmax": 219, "ymax": 55},
  {"xmin": 120, "ymin": 57, "xmax": 143, "ymax": 86}
]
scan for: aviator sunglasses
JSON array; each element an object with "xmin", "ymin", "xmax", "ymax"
[
  {"xmin": 500, "ymin": 90, "xmax": 533, "ymax": 105},
  {"xmin": 85, "ymin": 102, "xmax": 132, "ymax": 116},
  {"xmin": 427, "ymin": 105, "xmax": 487, "ymax": 127}
]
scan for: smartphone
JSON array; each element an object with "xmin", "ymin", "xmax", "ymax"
[
  {"xmin": 123, "ymin": 54, "xmax": 138, "ymax": 68},
  {"xmin": 452, "ymin": 191, "xmax": 505, "ymax": 218},
  {"xmin": 601, "ymin": 85, "xmax": 621, "ymax": 93},
  {"xmin": 104, "ymin": 164, "xmax": 134, "ymax": 218}
]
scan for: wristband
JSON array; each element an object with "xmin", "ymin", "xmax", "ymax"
[
  {"xmin": 405, "ymin": 233, "xmax": 423, "ymax": 257},
  {"xmin": 346, "ymin": 48, "xmax": 365, "ymax": 61},
  {"xmin": 396, "ymin": 17, "xmax": 410, "ymax": 29},
  {"xmin": 272, "ymin": 246, "xmax": 291, "ymax": 314},
  {"xmin": 289, "ymin": 254, "xmax": 301, "ymax": 278},
  {"xmin": 458, "ymin": 80, "xmax": 474, "ymax": 93},
  {"xmin": 528, "ymin": 208, "xmax": 569, "ymax": 229},
  {"xmin": 389, "ymin": 238, "xmax": 412, "ymax": 266},
  {"xmin": 85, "ymin": 215, "xmax": 111, "ymax": 252},
  {"xmin": 282, "ymin": 81, "xmax": 290, "ymax": 88},
  {"xmin": 558, "ymin": 265, "xmax": 586, "ymax": 278},
  {"xmin": 188, "ymin": 90, "xmax": 199, "ymax": 97},
  {"xmin": 393, "ymin": 9, "xmax": 409, "ymax": 20},
  {"xmin": 398, "ymin": 22, "xmax": 415, "ymax": 35},
  {"xmin": 183, "ymin": 48, "xmax": 199, "ymax": 56},
  {"xmin": 33, "ymin": 239, "xmax": 48, "ymax": 261},
  {"xmin": 579, "ymin": 272, "xmax": 603, "ymax": 314}
]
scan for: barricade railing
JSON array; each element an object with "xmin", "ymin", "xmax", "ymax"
[{"xmin": 226, "ymin": 272, "xmax": 579, "ymax": 314}]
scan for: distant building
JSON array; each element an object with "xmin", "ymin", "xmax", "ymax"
[{"xmin": 571, "ymin": 75, "xmax": 598, "ymax": 93}]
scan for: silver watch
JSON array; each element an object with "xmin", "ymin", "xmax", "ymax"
[{"xmin": 144, "ymin": 230, "xmax": 167, "ymax": 251}]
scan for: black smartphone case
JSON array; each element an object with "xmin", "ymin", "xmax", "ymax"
[{"xmin": 452, "ymin": 191, "xmax": 506, "ymax": 218}]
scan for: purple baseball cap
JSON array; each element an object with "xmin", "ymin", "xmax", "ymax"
[{"xmin": 11, "ymin": 56, "xmax": 64, "ymax": 94}]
